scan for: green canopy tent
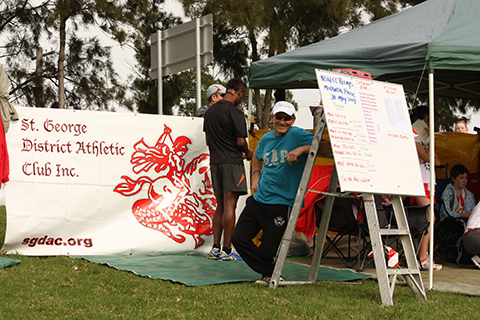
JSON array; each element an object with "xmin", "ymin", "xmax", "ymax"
[
  {"xmin": 248, "ymin": 0, "xmax": 480, "ymax": 287},
  {"xmin": 249, "ymin": 0, "xmax": 480, "ymax": 100}
]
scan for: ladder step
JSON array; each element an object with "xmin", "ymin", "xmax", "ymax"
[
  {"xmin": 386, "ymin": 269, "xmax": 421, "ymax": 276},
  {"xmin": 379, "ymin": 228, "xmax": 410, "ymax": 236},
  {"xmin": 272, "ymin": 280, "xmax": 315, "ymax": 287}
]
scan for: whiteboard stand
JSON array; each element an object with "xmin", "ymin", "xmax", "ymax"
[{"xmin": 269, "ymin": 111, "xmax": 426, "ymax": 306}]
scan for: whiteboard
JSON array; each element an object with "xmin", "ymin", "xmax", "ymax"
[{"xmin": 316, "ymin": 69, "xmax": 424, "ymax": 196}]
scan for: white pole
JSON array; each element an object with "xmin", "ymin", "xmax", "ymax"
[
  {"xmin": 196, "ymin": 18, "xmax": 201, "ymax": 111},
  {"xmin": 157, "ymin": 31, "xmax": 163, "ymax": 115},
  {"xmin": 428, "ymin": 69, "xmax": 435, "ymax": 289}
]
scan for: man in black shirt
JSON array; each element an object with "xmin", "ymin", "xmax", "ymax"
[{"xmin": 203, "ymin": 78, "xmax": 253, "ymax": 260}]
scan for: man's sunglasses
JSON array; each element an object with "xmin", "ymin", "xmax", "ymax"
[{"xmin": 274, "ymin": 114, "xmax": 293, "ymax": 121}]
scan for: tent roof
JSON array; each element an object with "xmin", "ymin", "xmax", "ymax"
[{"xmin": 248, "ymin": 0, "xmax": 480, "ymax": 100}]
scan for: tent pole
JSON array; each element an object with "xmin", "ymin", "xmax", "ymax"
[
  {"xmin": 248, "ymin": 89, "xmax": 253, "ymax": 127},
  {"xmin": 428, "ymin": 68, "xmax": 435, "ymax": 290}
]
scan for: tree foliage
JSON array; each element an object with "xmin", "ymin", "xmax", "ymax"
[
  {"xmin": 407, "ymin": 94, "xmax": 478, "ymax": 132},
  {"xmin": 2, "ymin": 0, "xmax": 478, "ymax": 127},
  {"xmin": 180, "ymin": 0, "xmax": 478, "ymax": 130},
  {"xmin": 1, "ymin": 0, "xmax": 127, "ymax": 111},
  {"xmin": 120, "ymin": 0, "xmax": 182, "ymax": 115},
  {"xmin": 179, "ymin": 0, "xmax": 426, "ymax": 129},
  {"xmin": 121, "ymin": 0, "xmax": 232, "ymax": 116}
]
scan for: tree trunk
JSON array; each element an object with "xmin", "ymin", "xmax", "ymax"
[
  {"xmin": 261, "ymin": 89, "xmax": 273, "ymax": 129},
  {"xmin": 254, "ymin": 88, "xmax": 263, "ymax": 127},
  {"xmin": 58, "ymin": 16, "xmax": 67, "ymax": 109},
  {"xmin": 34, "ymin": 47, "xmax": 45, "ymax": 108},
  {"xmin": 249, "ymin": 30, "xmax": 270, "ymax": 128}
]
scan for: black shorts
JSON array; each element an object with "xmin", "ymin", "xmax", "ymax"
[{"xmin": 210, "ymin": 163, "xmax": 247, "ymax": 195}]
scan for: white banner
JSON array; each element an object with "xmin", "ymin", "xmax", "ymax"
[{"xmin": 2, "ymin": 107, "xmax": 248, "ymax": 256}]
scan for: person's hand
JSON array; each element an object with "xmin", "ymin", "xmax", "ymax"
[
  {"xmin": 460, "ymin": 211, "xmax": 472, "ymax": 218},
  {"xmin": 244, "ymin": 149, "xmax": 253, "ymax": 161},
  {"xmin": 287, "ymin": 148, "xmax": 302, "ymax": 165}
]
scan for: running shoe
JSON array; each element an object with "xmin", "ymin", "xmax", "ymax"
[
  {"xmin": 420, "ymin": 255, "xmax": 443, "ymax": 271},
  {"xmin": 207, "ymin": 247, "xmax": 221, "ymax": 260},
  {"xmin": 471, "ymin": 255, "xmax": 480, "ymax": 269},
  {"xmin": 255, "ymin": 276, "xmax": 285, "ymax": 285},
  {"xmin": 218, "ymin": 251, "xmax": 243, "ymax": 261}
]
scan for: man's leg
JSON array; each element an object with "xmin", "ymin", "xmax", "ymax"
[
  {"xmin": 232, "ymin": 198, "xmax": 289, "ymax": 277},
  {"xmin": 222, "ymin": 191, "xmax": 240, "ymax": 249},
  {"xmin": 257, "ymin": 203, "xmax": 289, "ymax": 277},
  {"xmin": 208, "ymin": 164, "xmax": 224, "ymax": 259},
  {"xmin": 219, "ymin": 163, "xmax": 247, "ymax": 257},
  {"xmin": 232, "ymin": 197, "xmax": 266, "ymax": 274},
  {"xmin": 213, "ymin": 193, "xmax": 224, "ymax": 246}
]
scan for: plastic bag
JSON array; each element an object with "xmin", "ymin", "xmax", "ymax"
[{"xmin": 288, "ymin": 234, "xmax": 310, "ymax": 257}]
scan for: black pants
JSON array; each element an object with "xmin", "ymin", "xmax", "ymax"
[
  {"xmin": 232, "ymin": 196, "xmax": 290, "ymax": 277},
  {"xmin": 463, "ymin": 228, "xmax": 480, "ymax": 256}
]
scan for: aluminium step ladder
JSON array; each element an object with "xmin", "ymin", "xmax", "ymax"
[{"xmin": 269, "ymin": 109, "xmax": 426, "ymax": 306}]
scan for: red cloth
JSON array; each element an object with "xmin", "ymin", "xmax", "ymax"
[
  {"xmin": 466, "ymin": 173, "xmax": 480, "ymax": 203},
  {"xmin": 410, "ymin": 183, "xmax": 435, "ymax": 205},
  {"xmin": 0, "ymin": 120, "xmax": 9, "ymax": 186},
  {"xmin": 295, "ymin": 165, "xmax": 333, "ymax": 238}
]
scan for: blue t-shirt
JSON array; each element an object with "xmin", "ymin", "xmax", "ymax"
[{"xmin": 253, "ymin": 126, "xmax": 314, "ymax": 207}]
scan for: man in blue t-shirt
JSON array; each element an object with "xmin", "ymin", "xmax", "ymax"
[{"xmin": 232, "ymin": 101, "xmax": 330, "ymax": 284}]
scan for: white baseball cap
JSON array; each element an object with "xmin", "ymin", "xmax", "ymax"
[
  {"xmin": 271, "ymin": 101, "xmax": 296, "ymax": 116},
  {"xmin": 206, "ymin": 84, "xmax": 226, "ymax": 99}
]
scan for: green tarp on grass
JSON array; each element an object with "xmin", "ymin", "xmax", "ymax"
[
  {"xmin": 77, "ymin": 255, "xmax": 372, "ymax": 286},
  {"xmin": 0, "ymin": 256, "xmax": 21, "ymax": 269}
]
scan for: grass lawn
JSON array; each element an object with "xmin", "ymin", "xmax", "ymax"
[{"xmin": 0, "ymin": 206, "xmax": 478, "ymax": 319}]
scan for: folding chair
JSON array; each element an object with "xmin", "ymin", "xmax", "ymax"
[
  {"xmin": 435, "ymin": 217, "xmax": 466, "ymax": 262},
  {"xmin": 434, "ymin": 206, "xmax": 466, "ymax": 261},
  {"xmin": 434, "ymin": 178, "xmax": 452, "ymax": 221},
  {"xmin": 315, "ymin": 195, "xmax": 387, "ymax": 271},
  {"xmin": 434, "ymin": 179, "xmax": 468, "ymax": 263},
  {"xmin": 383, "ymin": 200, "xmax": 429, "ymax": 263}
]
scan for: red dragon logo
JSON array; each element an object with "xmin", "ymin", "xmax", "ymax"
[{"xmin": 114, "ymin": 124, "xmax": 216, "ymax": 249}]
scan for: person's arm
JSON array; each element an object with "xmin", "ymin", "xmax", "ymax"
[
  {"xmin": 441, "ymin": 186, "xmax": 457, "ymax": 218},
  {"xmin": 432, "ymin": 149, "xmax": 441, "ymax": 166},
  {"xmin": 237, "ymin": 137, "xmax": 253, "ymax": 161},
  {"xmin": 286, "ymin": 138, "xmax": 332, "ymax": 165},
  {"xmin": 460, "ymin": 189, "xmax": 476, "ymax": 218},
  {"xmin": 287, "ymin": 145, "xmax": 311, "ymax": 165},
  {"xmin": 251, "ymin": 151, "xmax": 262, "ymax": 192},
  {"xmin": 459, "ymin": 211, "xmax": 472, "ymax": 218},
  {"xmin": 415, "ymin": 142, "xmax": 440, "ymax": 166},
  {"xmin": 205, "ymin": 132, "xmax": 209, "ymax": 146}
]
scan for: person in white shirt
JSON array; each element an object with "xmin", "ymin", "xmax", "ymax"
[{"xmin": 463, "ymin": 202, "xmax": 480, "ymax": 269}]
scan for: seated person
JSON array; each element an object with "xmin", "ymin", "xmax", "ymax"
[
  {"xmin": 463, "ymin": 202, "xmax": 480, "ymax": 269},
  {"xmin": 440, "ymin": 164, "xmax": 476, "ymax": 221},
  {"xmin": 454, "ymin": 120, "xmax": 468, "ymax": 133}
]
